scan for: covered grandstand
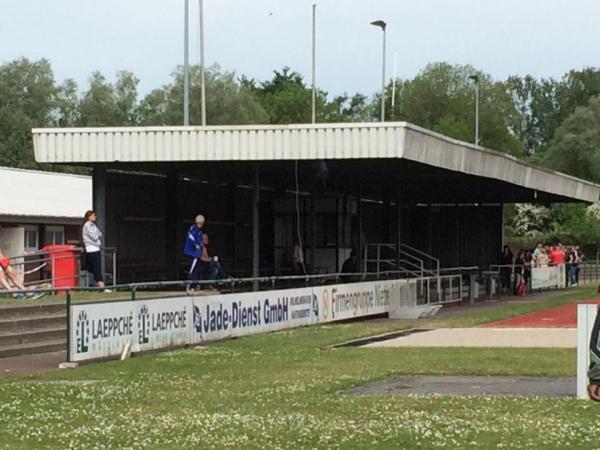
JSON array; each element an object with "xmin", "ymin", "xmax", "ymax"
[{"xmin": 32, "ymin": 122, "xmax": 600, "ymax": 284}]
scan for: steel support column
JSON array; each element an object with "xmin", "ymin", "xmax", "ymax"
[
  {"xmin": 92, "ymin": 167, "xmax": 107, "ymax": 276},
  {"xmin": 310, "ymin": 191, "xmax": 317, "ymax": 273},
  {"xmin": 165, "ymin": 171, "xmax": 180, "ymax": 280},
  {"xmin": 252, "ymin": 166, "xmax": 260, "ymax": 291}
]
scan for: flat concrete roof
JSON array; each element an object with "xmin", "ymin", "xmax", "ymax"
[{"xmin": 32, "ymin": 122, "xmax": 600, "ymax": 203}]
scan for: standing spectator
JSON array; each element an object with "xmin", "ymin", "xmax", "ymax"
[
  {"xmin": 499, "ymin": 245, "xmax": 513, "ymax": 294},
  {"xmin": 184, "ymin": 214, "xmax": 205, "ymax": 293},
  {"xmin": 573, "ymin": 245, "xmax": 583, "ymax": 285},
  {"xmin": 537, "ymin": 247, "xmax": 549, "ymax": 267},
  {"xmin": 532, "ymin": 242, "xmax": 544, "ymax": 267},
  {"xmin": 513, "ymin": 249, "xmax": 525, "ymax": 295},
  {"xmin": 565, "ymin": 246, "xmax": 574, "ymax": 286},
  {"xmin": 566, "ymin": 246, "xmax": 579, "ymax": 286},
  {"xmin": 82, "ymin": 210, "xmax": 107, "ymax": 290},
  {"xmin": 523, "ymin": 250, "xmax": 533, "ymax": 288},
  {"xmin": 0, "ymin": 248, "xmax": 44, "ymax": 299}
]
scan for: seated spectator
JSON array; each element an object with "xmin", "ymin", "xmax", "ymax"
[
  {"xmin": 341, "ymin": 250, "xmax": 358, "ymax": 274},
  {"xmin": 291, "ymin": 237, "xmax": 305, "ymax": 274},
  {"xmin": 0, "ymin": 248, "xmax": 44, "ymax": 300},
  {"xmin": 200, "ymin": 233, "xmax": 229, "ymax": 282}
]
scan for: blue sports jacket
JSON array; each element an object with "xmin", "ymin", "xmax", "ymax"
[{"xmin": 184, "ymin": 225, "xmax": 203, "ymax": 258}]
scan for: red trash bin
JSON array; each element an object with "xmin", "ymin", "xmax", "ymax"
[{"xmin": 43, "ymin": 244, "xmax": 80, "ymax": 293}]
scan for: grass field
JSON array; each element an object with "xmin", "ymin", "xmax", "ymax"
[{"xmin": 1, "ymin": 287, "xmax": 600, "ymax": 449}]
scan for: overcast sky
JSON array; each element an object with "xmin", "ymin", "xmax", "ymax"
[{"xmin": 2, "ymin": 0, "xmax": 600, "ymax": 98}]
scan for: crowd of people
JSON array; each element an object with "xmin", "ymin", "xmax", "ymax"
[{"xmin": 499, "ymin": 243, "xmax": 584, "ymax": 295}]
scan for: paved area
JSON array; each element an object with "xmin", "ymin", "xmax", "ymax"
[
  {"xmin": 343, "ymin": 375, "xmax": 576, "ymax": 397},
  {"xmin": 364, "ymin": 328, "xmax": 576, "ymax": 348},
  {"xmin": 0, "ymin": 351, "xmax": 66, "ymax": 375},
  {"xmin": 481, "ymin": 299, "xmax": 600, "ymax": 328}
]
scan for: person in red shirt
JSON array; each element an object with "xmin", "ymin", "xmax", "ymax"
[{"xmin": 555, "ymin": 245, "xmax": 566, "ymax": 265}]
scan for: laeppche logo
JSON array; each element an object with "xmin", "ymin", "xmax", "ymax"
[
  {"xmin": 76, "ymin": 310, "xmax": 89, "ymax": 354},
  {"xmin": 138, "ymin": 304, "xmax": 150, "ymax": 344},
  {"xmin": 193, "ymin": 305, "xmax": 202, "ymax": 334},
  {"xmin": 321, "ymin": 289, "xmax": 330, "ymax": 319}
]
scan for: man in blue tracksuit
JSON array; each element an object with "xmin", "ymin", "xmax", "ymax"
[{"xmin": 184, "ymin": 214, "xmax": 205, "ymax": 293}]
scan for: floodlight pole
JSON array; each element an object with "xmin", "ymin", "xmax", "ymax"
[
  {"xmin": 183, "ymin": 0, "xmax": 190, "ymax": 126},
  {"xmin": 469, "ymin": 74, "xmax": 480, "ymax": 146},
  {"xmin": 199, "ymin": 0, "xmax": 207, "ymax": 126},
  {"xmin": 371, "ymin": 20, "xmax": 387, "ymax": 122},
  {"xmin": 311, "ymin": 4, "xmax": 317, "ymax": 124},
  {"xmin": 391, "ymin": 51, "xmax": 397, "ymax": 121}
]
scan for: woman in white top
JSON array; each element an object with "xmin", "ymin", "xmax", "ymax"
[{"xmin": 82, "ymin": 210, "xmax": 105, "ymax": 288}]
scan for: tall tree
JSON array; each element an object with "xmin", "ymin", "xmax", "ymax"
[
  {"xmin": 0, "ymin": 58, "xmax": 58, "ymax": 168},
  {"xmin": 390, "ymin": 63, "xmax": 524, "ymax": 155},
  {"xmin": 54, "ymin": 78, "xmax": 80, "ymax": 127},
  {"xmin": 507, "ymin": 68, "xmax": 600, "ymax": 156},
  {"xmin": 545, "ymin": 95, "xmax": 600, "ymax": 182},
  {"xmin": 138, "ymin": 64, "xmax": 268, "ymax": 126},
  {"xmin": 79, "ymin": 71, "xmax": 139, "ymax": 126}
]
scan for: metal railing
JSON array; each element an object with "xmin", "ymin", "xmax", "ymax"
[
  {"xmin": 400, "ymin": 243, "xmax": 440, "ymax": 276},
  {"xmin": 4, "ymin": 246, "xmax": 117, "ymax": 289},
  {"xmin": 415, "ymin": 274, "xmax": 463, "ymax": 305},
  {"xmin": 363, "ymin": 243, "xmax": 440, "ymax": 279}
]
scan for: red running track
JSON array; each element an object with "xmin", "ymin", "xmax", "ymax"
[{"xmin": 480, "ymin": 299, "xmax": 600, "ymax": 328}]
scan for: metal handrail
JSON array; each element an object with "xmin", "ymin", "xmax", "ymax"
[
  {"xmin": 0, "ymin": 266, "xmax": 476, "ymax": 297},
  {"xmin": 3, "ymin": 246, "xmax": 117, "ymax": 289},
  {"xmin": 400, "ymin": 243, "xmax": 440, "ymax": 269}
]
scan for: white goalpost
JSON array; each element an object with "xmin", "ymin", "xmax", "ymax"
[{"xmin": 576, "ymin": 304, "xmax": 598, "ymax": 399}]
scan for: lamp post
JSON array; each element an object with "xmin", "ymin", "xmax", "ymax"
[
  {"xmin": 183, "ymin": 0, "xmax": 190, "ymax": 126},
  {"xmin": 370, "ymin": 20, "xmax": 386, "ymax": 122},
  {"xmin": 311, "ymin": 4, "xmax": 317, "ymax": 124},
  {"xmin": 198, "ymin": 0, "xmax": 206, "ymax": 126},
  {"xmin": 469, "ymin": 74, "xmax": 479, "ymax": 146}
]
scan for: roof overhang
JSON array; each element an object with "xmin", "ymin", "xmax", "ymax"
[{"xmin": 32, "ymin": 122, "xmax": 600, "ymax": 203}]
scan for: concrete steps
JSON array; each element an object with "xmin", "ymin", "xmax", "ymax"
[
  {"xmin": 0, "ymin": 339, "xmax": 66, "ymax": 359},
  {"xmin": 0, "ymin": 302, "xmax": 66, "ymax": 358}
]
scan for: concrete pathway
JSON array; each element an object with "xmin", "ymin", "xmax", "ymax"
[
  {"xmin": 364, "ymin": 327, "xmax": 576, "ymax": 348},
  {"xmin": 343, "ymin": 375, "xmax": 575, "ymax": 397},
  {"xmin": 0, "ymin": 351, "xmax": 66, "ymax": 376}
]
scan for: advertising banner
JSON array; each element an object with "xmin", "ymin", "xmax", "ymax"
[
  {"xmin": 135, "ymin": 297, "xmax": 192, "ymax": 353},
  {"xmin": 531, "ymin": 264, "xmax": 565, "ymax": 290},
  {"xmin": 71, "ymin": 301, "xmax": 138, "ymax": 362},
  {"xmin": 69, "ymin": 280, "xmax": 407, "ymax": 362},
  {"xmin": 313, "ymin": 279, "xmax": 396, "ymax": 323},
  {"xmin": 70, "ymin": 297, "xmax": 192, "ymax": 362},
  {"xmin": 190, "ymin": 287, "xmax": 317, "ymax": 343}
]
